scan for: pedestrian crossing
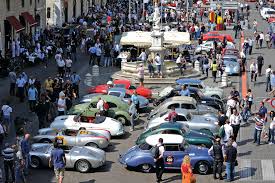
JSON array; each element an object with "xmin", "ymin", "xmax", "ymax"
[{"xmin": 236, "ymin": 159, "xmax": 275, "ymax": 181}]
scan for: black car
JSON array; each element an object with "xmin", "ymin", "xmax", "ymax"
[{"xmin": 154, "ymin": 86, "xmax": 225, "ymax": 112}]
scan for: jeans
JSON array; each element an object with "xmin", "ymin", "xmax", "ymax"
[
  {"xmin": 10, "ymin": 83, "xmax": 16, "ymax": 96},
  {"xmin": 130, "ymin": 114, "xmax": 135, "ymax": 130},
  {"xmin": 226, "ymin": 162, "xmax": 235, "ymax": 181},
  {"xmin": 15, "ymin": 163, "xmax": 25, "ymax": 183},
  {"xmin": 28, "ymin": 100, "xmax": 36, "ymax": 112},
  {"xmin": 104, "ymin": 57, "xmax": 112, "ymax": 67},
  {"xmin": 254, "ymin": 129, "xmax": 262, "ymax": 145},
  {"xmin": 266, "ymin": 77, "xmax": 271, "ymax": 92},
  {"xmin": 271, "ymin": 128, "xmax": 275, "ymax": 144},
  {"xmin": 241, "ymin": 108, "xmax": 250, "ymax": 122},
  {"xmin": 23, "ymin": 154, "xmax": 30, "ymax": 175},
  {"xmin": 4, "ymin": 160, "xmax": 15, "ymax": 182}
]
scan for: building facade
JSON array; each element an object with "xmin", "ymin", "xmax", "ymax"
[
  {"xmin": 46, "ymin": 0, "xmax": 107, "ymax": 27},
  {"xmin": 0, "ymin": 0, "xmax": 46, "ymax": 55}
]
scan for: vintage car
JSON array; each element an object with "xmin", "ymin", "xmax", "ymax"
[
  {"xmin": 260, "ymin": 7, "xmax": 275, "ymax": 20},
  {"xmin": 30, "ymin": 143, "xmax": 106, "ymax": 173},
  {"xmin": 119, "ymin": 134, "xmax": 213, "ymax": 174},
  {"xmin": 136, "ymin": 123, "xmax": 214, "ymax": 148},
  {"xmin": 149, "ymin": 96, "xmax": 218, "ymax": 120},
  {"xmin": 222, "ymin": 54, "xmax": 240, "ymax": 75},
  {"xmin": 81, "ymin": 88, "xmax": 149, "ymax": 109},
  {"xmin": 50, "ymin": 115, "xmax": 124, "ymax": 136},
  {"xmin": 87, "ymin": 79, "xmax": 152, "ymax": 99},
  {"xmin": 194, "ymin": 41, "xmax": 235, "ymax": 55},
  {"xmin": 175, "ymin": 78, "xmax": 224, "ymax": 99},
  {"xmin": 222, "ymin": 48, "xmax": 239, "ymax": 57},
  {"xmin": 268, "ymin": 17, "xmax": 275, "ymax": 23},
  {"xmin": 202, "ymin": 31, "xmax": 234, "ymax": 42},
  {"xmin": 146, "ymin": 109, "xmax": 219, "ymax": 135},
  {"xmin": 33, "ymin": 128, "xmax": 110, "ymax": 149},
  {"xmin": 154, "ymin": 86, "xmax": 224, "ymax": 111},
  {"xmin": 68, "ymin": 95, "xmax": 131, "ymax": 125}
]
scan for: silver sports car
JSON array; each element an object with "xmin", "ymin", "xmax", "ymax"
[
  {"xmin": 30, "ymin": 143, "xmax": 106, "ymax": 173},
  {"xmin": 33, "ymin": 128, "xmax": 110, "ymax": 149}
]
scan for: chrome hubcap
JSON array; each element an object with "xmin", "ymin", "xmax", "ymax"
[
  {"xmin": 142, "ymin": 164, "xmax": 150, "ymax": 170},
  {"xmin": 78, "ymin": 161, "xmax": 88, "ymax": 171},
  {"xmin": 199, "ymin": 164, "xmax": 207, "ymax": 172}
]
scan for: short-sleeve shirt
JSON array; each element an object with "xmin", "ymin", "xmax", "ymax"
[
  {"xmin": 131, "ymin": 95, "xmax": 139, "ymax": 105},
  {"xmin": 259, "ymin": 106, "xmax": 267, "ymax": 116},
  {"xmin": 51, "ymin": 148, "xmax": 65, "ymax": 169},
  {"xmin": 57, "ymin": 98, "xmax": 66, "ymax": 112},
  {"xmin": 179, "ymin": 89, "xmax": 190, "ymax": 97},
  {"xmin": 1, "ymin": 105, "xmax": 12, "ymax": 116}
]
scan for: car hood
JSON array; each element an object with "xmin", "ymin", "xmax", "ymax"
[
  {"xmin": 31, "ymin": 143, "xmax": 51, "ymax": 153},
  {"xmin": 120, "ymin": 145, "xmax": 152, "ymax": 162},
  {"xmin": 88, "ymin": 84, "xmax": 108, "ymax": 94},
  {"xmin": 192, "ymin": 115, "xmax": 217, "ymax": 125},
  {"xmin": 50, "ymin": 115, "xmax": 75, "ymax": 127},
  {"xmin": 204, "ymin": 86, "xmax": 223, "ymax": 93},
  {"xmin": 197, "ymin": 104, "xmax": 218, "ymax": 113},
  {"xmin": 68, "ymin": 103, "xmax": 90, "ymax": 115},
  {"xmin": 186, "ymin": 130, "xmax": 214, "ymax": 140}
]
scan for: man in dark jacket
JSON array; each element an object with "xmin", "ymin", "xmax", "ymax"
[
  {"xmin": 35, "ymin": 93, "xmax": 50, "ymax": 129},
  {"xmin": 224, "ymin": 140, "xmax": 238, "ymax": 182},
  {"xmin": 208, "ymin": 136, "xmax": 224, "ymax": 180},
  {"xmin": 218, "ymin": 111, "xmax": 228, "ymax": 126}
]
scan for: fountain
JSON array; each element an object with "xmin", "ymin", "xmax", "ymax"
[{"xmin": 112, "ymin": 3, "xmax": 200, "ymax": 86}]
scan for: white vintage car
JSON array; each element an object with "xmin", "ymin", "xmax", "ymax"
[
  {"xmin": 50, "ymin": 115, "xmax": 125, "ymax": 136},
  {"xmin": 260, "ymin": 7, "xmax": 275, "ymax": 20}
]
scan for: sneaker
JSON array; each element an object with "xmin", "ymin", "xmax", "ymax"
[
  {"xmin": 130, "ymin": 128, "xmax": 134, "ymax": 132},
  {"xmin": 269, "ymin": 142, "xmax": 274, "ymax": 145}
]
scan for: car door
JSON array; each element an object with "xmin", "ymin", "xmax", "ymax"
[
  {"xmin": 62, "ymin": 130, "xmax": 77, "ymax": 146},
  {"xmin": 106, "ymin": 102, "xmax": 117, "ymax": 117},
  {"xmin": 163, "ymin": 144, "xmax": 186, "ymax": 169}
]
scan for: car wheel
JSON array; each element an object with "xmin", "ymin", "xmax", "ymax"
[
  {"xmin": 79, "ymin": 127, "xmax": 86, "ymax": 130},
  {"xmin": 85, "ymin": 142, "xmax": 99, "ymax": 148},
  {"xmin": 211, "ymin": 95, "xmax": 220, "ymax": 99},
  {"xmin": 153, "ymin": 99, "xmax": 160, "ymax": 106},
  {"xmin": 195, "ymin": 161, "xmax": 210, "ymax": 174},
  {"xmin": 116, "ymin": 115, "xmax": 127, "ymax": 125},
  {"xmin": 139, "ymin": 163, "xmax": 152, "ymax": 173},
  {"xmin": 75, "ymin": 159, "xmax": 91, "ymax": 173},
  {"xmin": 39, "ymin": 139, "xmax": 52, "ymax": 143},
  {"xmin": 30, "ymin": 156, "xmax": 41, "ymax": 168}
]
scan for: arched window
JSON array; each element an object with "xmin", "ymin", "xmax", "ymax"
[{"xmin": 22, "ymin": 0, "xmax": 25, "ymax": 7}]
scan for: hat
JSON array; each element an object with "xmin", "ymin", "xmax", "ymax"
[{"xmin": 59, "ymin": 91, "xmax": 65, "ymax": 97}]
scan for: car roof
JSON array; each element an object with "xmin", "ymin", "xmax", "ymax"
[
  {"xmin": 166, "ymin": 96, "xmax": 196, "ymax": 103},
  {"xmin": 146, "ymin": 134, "xmax": 184, "ymax": 146},
  {"xmin": 176, "ymin": 78, "xmax": 202, "ymax": 84},
  {"xmin": 159, "ymin": 122, "xmax": 184, "ymax": 129}
]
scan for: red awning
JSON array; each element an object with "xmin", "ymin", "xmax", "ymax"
[
  {"xmin": 6, "ymin": 16, "xmax": 25, "ymax": 32},
  {"xmin": 21, "ymin": 12, "xmax": 37, "ymax": 27}
]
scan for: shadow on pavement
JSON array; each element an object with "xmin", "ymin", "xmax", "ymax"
[
  {"xmin": 106, "ymin": 142, "xmax": 120, "ymax": 152},
  {"xmin": 112, "ymin": 131, "xmax": 131, "ymax": 140},
  {"xmin": 96, "ymin": 160, "xmax": 114, "ymax": 172},
  {"xmin": 79, "ymin": 180, "xmax": 96, "ymax": 183},
  {"xmin": 238, "ymin": 139, "xmax": 254, "ymax": 146},
  {"xmin": 235, "ymin": 167, "xmax": 257, "ymax": 180},
  {"xmin": 161, "ymin": 175, "xmax": 182, "ymax": 183},
  {"xmin": 238, "ymin": 150, "xmax": 252, "ymax": 157}
]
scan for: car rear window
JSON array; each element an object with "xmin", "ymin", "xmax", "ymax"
[{"xmin": 139, "ymin": 143, "xmax": 152, "ymax": 150}]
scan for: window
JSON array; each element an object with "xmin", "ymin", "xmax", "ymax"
[
  {"xmin": 167, "ymin": 103, "xmax": 180, "ymax": 109},
  {"xmin": 181, "ymin": 103, "xmax": 196, "ymax": 109},
  {"xmin": 165, "ymin": 144, "xmax": 179, "ymax": 151},
  {"xmin": 107, "ymin": 102, "xmax": 117, "ymax": 108},
  {"xmin": 108, "ymin": 92, "xmax": 121, "ymax": 97},
  {"xmin": 6, "ymin": 0, "xmax": 10, "ymax": 11},
  {"xmin": 139, "ymin": 143, "xmax": 152, "ymax": 150},
  {"xmin": 177, "ymin": 115, "xmax": 187, "ymax": 121},
  {"xmin": 47, "ymin": 7, "xmax": 51, "ymax": 18},
  {"xmin": 22, "ymin": 0, "xmax": 25, "ymax": 7},
  {"xmin": 30, "ymin": 0, "xmax": 32, "ymax": 6}
]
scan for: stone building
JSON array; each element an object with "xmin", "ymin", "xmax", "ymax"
[{"xmin": 0, "ymin": 0, "xmax": 46, "ymax": 55}]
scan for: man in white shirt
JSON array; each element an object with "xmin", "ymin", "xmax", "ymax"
[
  {"xmin": 96, "ymin": 97, "xmax": 104, "ymax": 115},
  {"xmin": 65, "ymin": 57, "xmax": 73, "ymax": 77},
  {"xmin": 57, "ymin": 92, "xmax": 66, "ymax": 116},
  {"xmin": 16, "ymin": 75, "xmax": 26, "ymax": 102},
  {"xmin": 1, "ymin": 102, "xmax": 12, "ymax": 133},
  {"xmin": 154, "ymin": 138, "xmax": 165, "ymax": 183},
  {"xmin": 250, "ymin": 61, "xmax": 258, "ymax": 82},
  {"xmin": 138, "ymin": 49, "xmax": 147, "ymax": 62},
  {"xmin": 266, "ymin": 65, "xmax": 272, "ymax": 92},
  {"xmin": 259, "ymin": 32, "xmax": 264, "ymax": 49},
  {"xmin": 229, "ymin": 109, "xmax": 242, "ymax": 139},
  {"xmin": 155, "ymin": 53, "xmax": 162, "ymax": 78},
  {"xmin": 223, "ymin": 120, "xmax": 234, "ymax": 144},
  {"xmin": 56, "ymin": 58, "xmax": 65, "ymax": 78}
]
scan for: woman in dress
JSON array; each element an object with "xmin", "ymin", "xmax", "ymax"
[{"xmin": 181, "ymin": 155, "xmax": 196, "ymax": 183}]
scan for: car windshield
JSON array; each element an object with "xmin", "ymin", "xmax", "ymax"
[
  {"xmin": 139, "ymin": 143, "xmax": 153, "ymax": 150},
  {"xmin": 109, "ymin": 91, "xmax": 121, "ymax": 97},
  {"xmin": 224, "ymin": 58, "xmax": 237, "ymax": 62},
  {"xmin": 114, "ymin": 84, "xmax": 126, "ymax": 88},
  {"xmin": 267, "ymin": 11, "xmax": 275, "ymax": 14},
  {"xmin": 94, "ymin": 116, "xmax": 106, "ymax": 124}
]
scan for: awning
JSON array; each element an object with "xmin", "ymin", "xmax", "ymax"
[
  {"xmin": 21, "ymin": 12, "xmax": 37, "ymax": 27},
  {"xmin": 6, "ymin": 16, "xmax": 25, "ymax": 32}
]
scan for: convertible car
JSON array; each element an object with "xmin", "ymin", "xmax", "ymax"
[
  {"xmin": 146, "ymin": 109, "xmax": 219, "ymax": 135},
  {"xmin": 81, "ymin": 88, "xmax": 149, "ymax": 109},
  {"xmin": 154, "ymin": 86, "xmax": 224, "ymax": 111},
  {"xmin": 137, "ymin": 123, "xmax": 214, "ymax": 148},
  {"xmin": 119, "ymin": 134, "xmax": 213, "ymax": 174},
  {"xmin": 30, "ymin": 143, "xmax": 106, "ymax": 173},
  {"xmin": 202, "ymin": 31, "xmax": 234, "ymax": 42},
  {"xmin": 33, "ymin": 128, "xmax": 110, "ymax": 149},
  {"xmin": 50, "ymin": 115, "xmax": 124, "ymax": 136},
  {"xmin": 87, "ymin": 79, "xmax": 152, "ymax": 99},
  {"xmin": 175, "ymin": 78, "xmax": 224, "ymax": 99},
  {"xmin": 68, "ymin": 95, "xmax": 131, "ymax": 125},
  {"xmin": 149, "ymin": 96, "xmax": 218, "ymax": 120}
]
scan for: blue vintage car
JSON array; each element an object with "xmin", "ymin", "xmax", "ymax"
[{"xmin": 119, "ymin": 134, "xmax": 213, "ymax": 174}]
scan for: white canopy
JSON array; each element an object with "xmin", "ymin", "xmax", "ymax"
[{"xmin": 120, "ymin": 31, "xmax": 191, "ymax": 48}]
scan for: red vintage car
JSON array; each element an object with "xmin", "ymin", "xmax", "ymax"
[
  {"xmin": 202, "ymin": 31, "xmax": 234, "ymax": 43},
  {"xmin": 268, "ymin": 17, "xmax": 275, "ymax": 23},
  {"xmin": 88, "ymin": 79, "xmax": 152, "ymax": 99}
]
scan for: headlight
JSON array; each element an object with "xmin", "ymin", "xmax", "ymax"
[
  {"xmin": 233, "ymin": 67, "xmax": 239, "ymax": 72},
  {"xmin": 214, "ymin": 121, "xmax": 219, "ymax": 125}
]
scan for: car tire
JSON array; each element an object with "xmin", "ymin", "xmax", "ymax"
[
  {"xmin": 75, "ymin": 159, "xmax": 91, "ymax": 173},
  {"xmin": 195, "ymin": 161, "xmax": 210, "ymax": 174},
  {"xmin": 153, "ymin": 99, "xmax": 160, "ymax": 106},
  {"xmin": 115, "ymin": 115, "xmax": 128, "ymax": 125},
  {"xmin": 30, "ymin": 156, "xmax": 41, "ymax": 169},
  {"xmin": 211, "ymin": 95, "xmax": 221, "ymax": 99},
  {"xmin": 79, "ymin": 127, "xmax": 86, "ymax": 130},
  {"xmin": 39, "ymin": 139, "xmax": 52, "ymax": 143},
  {"xmin": 139, "ymin": 163, "xmax": 153, "ymax": 173},
  {"xmin": 85, "ymin": 142, "xmax": 99, "ymax": 148}
]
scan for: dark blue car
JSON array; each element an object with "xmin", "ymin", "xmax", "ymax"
[{"xmin": 119, "ymin": 134, "xmax": 213, "ymax": 174}]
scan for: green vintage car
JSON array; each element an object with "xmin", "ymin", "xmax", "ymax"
[
  {"xmin": 136, "ymin": 123, "xmax": 214, "ymax": 148},
  {"xmin": 68, "ymin": 95, "xmax": 131, "ymax": 125}
]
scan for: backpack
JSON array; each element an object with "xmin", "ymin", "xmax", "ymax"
[
  {"xmin": 154, "ymin": 145, "xmax": 161, "ymax": 159},
  {"xmin": 219, "ymin": 125, "xmax": 225, "ymax": 138}
]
